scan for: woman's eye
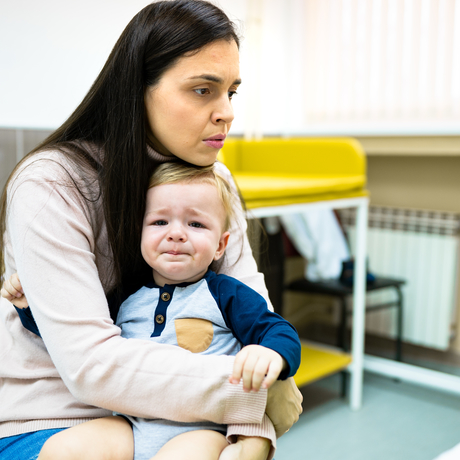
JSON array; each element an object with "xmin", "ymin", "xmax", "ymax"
[
  {"xmin": 153, "ymin": 220, "xmax": 167, "ymax": 226},
  {"xmin": 228, "ymin": 90, "xmax": 238, "ymax": 100},
  {"xmin": 194, "ymin": 88, "xmax": 210, "ymax": 96},
  {"xmin": 190, "ymin": 222, "xmax": 205, "ymax": 228}
]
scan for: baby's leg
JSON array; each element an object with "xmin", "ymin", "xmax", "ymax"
[
  {"xmin": 38, "ymin": 415, "xmax": 134, "ymax": 460},
  {"xmin": 152, "ymin": 430, "xmax": 228, "ymax": 460},
  {"xmin": 219, "ymin": 435, "xmax": 271, "ymax": 460}
]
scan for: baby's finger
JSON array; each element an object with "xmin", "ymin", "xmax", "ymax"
[
  {"xmin": 9, "ymin": 273, "xmax": 24, "ymax": 294},
  {"xmin": 1, "ymin": 280, "xmax": 22, "ymax": 299},
  {"xmin": 230, "ymin": 348, "xmax": 248, "ymax": 384},
  {"xmin": 242, "ymin": 354, "xmax": 258, "ymax": 392},
  {"xmin": 250, "ymin": 357, "xmax": 270, "ymax": 392},
  {"xmin": 1, "ymin": 286, "xmax": 16, "ymax": 302},
  {"xmin": 262, "ymin": 360, "xmax": 283, "ymax": 389}
]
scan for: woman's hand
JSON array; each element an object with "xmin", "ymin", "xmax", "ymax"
[
  {"xmin": 1, "ymin": 273, "xmax": 28, "ymax": 309},
  {"xmin": 265, "ymin": 377, "xmax": 303, "ymax": 438}
]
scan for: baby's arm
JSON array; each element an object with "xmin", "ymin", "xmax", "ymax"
[
  {"xmin": 210, "ymin": 274, "xmax": 301, "ymax": 460},
  {"xmin": 229, "ymin": 345, "xmax": 286, "ymax": 392}
]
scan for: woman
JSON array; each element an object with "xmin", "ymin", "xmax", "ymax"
[{"xmin": 0, "ymin": 1, "xmax": 302, "ymax": 458}]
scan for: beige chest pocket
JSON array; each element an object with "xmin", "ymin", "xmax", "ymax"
[{"xmin": 174, "ymin": 318, "xmax": 214, "ymax": 353}]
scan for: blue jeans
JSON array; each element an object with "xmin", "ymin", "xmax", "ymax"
[{"xmin": 0, "ymin": 428, "xmax": 66, "ymax": 460}]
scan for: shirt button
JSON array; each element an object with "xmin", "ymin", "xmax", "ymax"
[
  {"xmin": 161, "ymin": 292, "xmax": 170, "ymax": 302},
  {"xmin": 155, "ymin": 314, "xmax": 165, "ymax": 324}
]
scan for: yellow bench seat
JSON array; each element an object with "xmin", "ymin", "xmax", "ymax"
[
  {"xmin": 233, "ymin": 172, "xmax": 367, "ymax": 209},
  {"xmin": 294, "ymin": 342, "xmax": 352, "ymax": 387}
]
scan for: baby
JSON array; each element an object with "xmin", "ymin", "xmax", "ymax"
[{"xmin": 8, "ymin": 161, "xmax": 301, "ymax": 460}]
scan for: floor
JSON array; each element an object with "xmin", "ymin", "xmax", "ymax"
[
  {"xmin": 276, "ymin": 372, "xmax": 460, "ymax": 460},
  {"xmin": 275, "ymin": 326, "xmax": 460, "ymax": 460}
]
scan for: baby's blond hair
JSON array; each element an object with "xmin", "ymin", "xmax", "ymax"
[{"xmin": 149, "ymin": 162, "xmax": 236, "ymax": 232}]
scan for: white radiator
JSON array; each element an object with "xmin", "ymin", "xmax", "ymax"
[{"xmin": 338, "ymin": 206, "xmax": 460, "ymax": 350}]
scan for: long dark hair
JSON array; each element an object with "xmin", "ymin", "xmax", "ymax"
[{"xmin": 0, "ymin": 0, "xmax": 239, "ymax": 318}]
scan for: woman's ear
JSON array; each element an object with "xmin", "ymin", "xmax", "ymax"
[{"xmin": 214, "ymin": 231, "xmax": 230, "ymax": 261}]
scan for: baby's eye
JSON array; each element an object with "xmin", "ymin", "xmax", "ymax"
[
  {"xmin": 153, "ymin": 220, "xmax": 168, "ymax": 226},
  {"xmin": 194, "ymin": 88, "xmax": 210, "ymax": 96},
  {"xmin": 190, "ymin": 222, "xmax": 205, "ymax": 228}
]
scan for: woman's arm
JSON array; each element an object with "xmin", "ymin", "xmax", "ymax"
[{"xmin": 3, "ymin": 154, "xmax": 266, "ymax": 426}]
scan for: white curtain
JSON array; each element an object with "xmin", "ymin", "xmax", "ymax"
[
  {"xmin": 280, "ymin": 210, "xmax": 351, "ymax": 281},
  {"xmin": 240, "ymin": 0, "xmax": 460, "ymax": 137}
]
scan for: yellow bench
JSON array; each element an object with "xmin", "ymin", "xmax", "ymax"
[
  {"xmin": 219, "ymin": 138, "xmax": 368, "ymax": 402},
  {"xmin": 219, "ymin": 137, "xmax": 367, "ymax": 209}
]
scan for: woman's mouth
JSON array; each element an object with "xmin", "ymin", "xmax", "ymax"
[{"xmin": 203, "ymin": 134, "xmax": 226, "ymax": 149}]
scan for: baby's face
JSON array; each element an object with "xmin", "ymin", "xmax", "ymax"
[{"xmin": 141, "ymin": 181, "xmax": 229, "ymax": 286}]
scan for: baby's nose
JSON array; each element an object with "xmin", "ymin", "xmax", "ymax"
[{"xmin": 167, "ymin": 225, "xmax": 187, "ymax": 242}]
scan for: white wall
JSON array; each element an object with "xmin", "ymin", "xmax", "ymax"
[{"xmin": 0, "ymin": 0, "xmax": 144, "ymax": 129}]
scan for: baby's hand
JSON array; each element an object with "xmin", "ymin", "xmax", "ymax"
[
  {"xmin": 1, "ymin": 273, "xmax": 28, "ymax": 309},
  {"xmin": 229, "ymin": 345, "xmax": 286, "ymax": 392}
]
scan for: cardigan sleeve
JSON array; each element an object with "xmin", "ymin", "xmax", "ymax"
[
  {"xmin": 227, "ymin": 414, "xmax": 277, "ymax": 460},
  {"xmin": 5, "ymin": 155, "xmax": 267, "ymax": 425}
]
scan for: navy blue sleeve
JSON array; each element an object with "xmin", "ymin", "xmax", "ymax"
[
  {"xmin": 206, "ymin": 271, "xmax": 301, "ymax": 379},
  {"xmin": 14, "ymin": 306, "xmax": 41, "ymax": 338}
]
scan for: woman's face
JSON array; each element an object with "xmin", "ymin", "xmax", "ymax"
[{"xmin": 145, "ymin": 39, "xmax": 240, "ymax": 166}]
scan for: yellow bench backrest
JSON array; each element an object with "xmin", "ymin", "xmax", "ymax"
[{"xmin": 219, "ymin": 137, "xmax": 366, "ymax": 176}]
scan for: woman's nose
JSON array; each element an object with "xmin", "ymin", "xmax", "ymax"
[{"xmin": 212, "ymin": 94, "xmax": 234, "ymax": 125}]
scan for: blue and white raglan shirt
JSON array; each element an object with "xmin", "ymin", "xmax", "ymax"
[
  {"xmin": 116, "ymin": 270, "xmax": 300, "ymax": 374},
  {"xmin": 116, "ymin": 269, "xmax": 301, "ymax": 460}
]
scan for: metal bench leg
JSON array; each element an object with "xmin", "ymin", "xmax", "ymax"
[
  {"xmin": 339, "ymin": 296, "xmax": 348, "ymax": 398},
  {"xmin": 395, "ymin": 285, "xmax": 403, "ymax": 362},
  {"xmin": 350, "ymin": 198, "xmax": 368, "ymax": 410},
  {"xmin": 339, "ymin": 296, "xmax": 348, "ymax": 351},
  {"xmin": 340, "ymin": 371, "xmax": 348, "ymax": 398}
]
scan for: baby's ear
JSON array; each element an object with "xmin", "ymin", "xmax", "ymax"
[{"xmin": 214, "ymin": 231, "xmax": 230, "ymax": 261}]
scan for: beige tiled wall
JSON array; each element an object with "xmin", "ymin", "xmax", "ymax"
[{"xmin": 0, "ymin": 128, "xmax": 52, "ymax": 192}]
